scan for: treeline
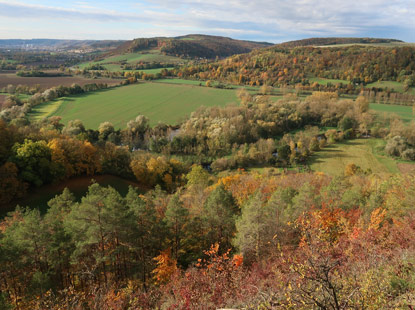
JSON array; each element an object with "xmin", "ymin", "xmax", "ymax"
[
  {"xmin": 277, "ymin": 37, "xmax": 403, "ymax": 48},
  {"xmin": 122, "ymin": 62, "xmax": 176, "ymax": 71},
  {"xmin": 0, "ymin": 116, "xmax": 186, "ymax": 205},
  {"xmin": 0, "ymin": 91, "xmax": 378, "ymax": 204},
  {"xmin": 16, "ymin": 71, "xmax": 67, "ymax": 78},
  {"xmin": 360, "ymin": 88, "xmax": 415, "ymax": 105},
  {"xmin": 172, "ymin": 45, "xmax": 415, "ymax": 91},
  {"xmin": 2, "ymin": 170, "xmax": 415, "ymax": 308}
]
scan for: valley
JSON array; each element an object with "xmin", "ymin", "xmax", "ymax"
[{"xmin": 1, "ymin": 30, "xmax": 415, "ymax": 310}]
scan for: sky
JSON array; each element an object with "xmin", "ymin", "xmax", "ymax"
[{"xmin": 0, "ymin": 0, "xmax": 414, "ymax": 43}]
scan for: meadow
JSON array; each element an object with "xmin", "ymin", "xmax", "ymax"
[
  {"xmin": 309, "ymin": 77, "xmax": 415, "ymax": 94},
  {"xmin": 308, "ymin": 77, "xmax": 349, "ymax": 85},
  {"xmin": 29, "ymin": 82, "xmax": 240, "ymax": 128},
  {"xmin": 310, "ymin": 138, "xmax": 400, "ymax": 174},
  {"xmin": 366, "ymin": 80, "xmax": 415, "ymax": 95},
  {"xmin": 370, "ymin": 102, "xmax": 414, "ymax": 122}
]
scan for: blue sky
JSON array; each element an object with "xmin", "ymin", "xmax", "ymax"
[{"xmin": 0, "ymin": 0, "xmax": 414, "ymax": 43}]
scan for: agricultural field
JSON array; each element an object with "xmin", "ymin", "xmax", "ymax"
[
  {"xmin": 370, "ymin": 103, "xmax": 414, "ymax": 122},
  {"xmin": 310, "ymin": 139, "xmax": 400, "ymax": 175},
  {"xmin": 76, "ymin": 51, "xmax": 183, "ymax": 72},
  {"xmin": 155, "ymin": 78, "xmax": 272, "ymax": 93},
  {"xmin": 0, "ymin": 72, "xmax": 121, "ymax": 89},
  {"xmin": 29, "ymin": 82, "xmax": 240, "ymax": 128}
]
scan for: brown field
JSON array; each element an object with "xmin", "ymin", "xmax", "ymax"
[{"xmin": 0, "ymin": 73, "xmax": 122, "ymax": 90}]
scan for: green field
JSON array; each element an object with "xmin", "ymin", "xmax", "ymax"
[
  {"xmin": 155, "ymin": 79, "xmax": 265, "ymax": 92},
  {"xmin": 370, "ymin": 103, "xmax": 414, "ymax": 122},
  {"xmin": 366, "ymin": 80, "xmax": 415, "ymax": 94},
  {"xmin": 30, "ymin": 99, "xmax": 64, "ymax": 121},
  {"xmin": 77, "ymin": 51, "xmax": 183, "ymax": 72},
  {"xmin": 310, "ymin": 139, "xmax": 400, "ymax": 175},
  {"xmin": 29, "ymin": 82, "xmax": 239, "ymax": 128},
  {"xmin": 137, "ymin": 67, "xmax": 175, "ymax": 74},
  {"xmin": 155, "ymin": 78, "xmax": 207, "ymax": 86},
  {"xmin": 309, "ymin": 77, "xmax": 350, "ymax": 85}
]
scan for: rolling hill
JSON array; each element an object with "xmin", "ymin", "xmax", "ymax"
[
  {"xmin": 76, "ymin": 34, "xmax": 273, "ymax": 72},
  {"xmin": 103, "ymin": 34, "xmax": 273, "ymax": 60}
]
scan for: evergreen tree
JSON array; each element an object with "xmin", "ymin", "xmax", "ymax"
[
  {"xmin": 43, "ymin": 188, "xmax": 76, "ymax": 289},
  {"xmin": 64, "ymin": 183, "xmax": 129, "ymax": 285},
  {"xmin": 125, "ymin": 186, "xmax": 163, "ymax": 287},
  {"xmin": 202, "ymin": 185, "xmax": 237, "ymax": 251},
  {"xmin": 164, "ymin": 192, "xmax": 189, "ymax": 265},
  {"xmin": 234, "ymin": 191, "xmax": 279, "ymax": 263}
]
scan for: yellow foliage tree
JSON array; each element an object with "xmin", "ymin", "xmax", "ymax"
[{"xmin": 152, "ymin": 249, "xmax": 178, "ymax": 285}]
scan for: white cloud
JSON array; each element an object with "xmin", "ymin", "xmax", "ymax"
[{"xmin": 0, "ymin": 0, "xmax": 413, "ymax": 41}]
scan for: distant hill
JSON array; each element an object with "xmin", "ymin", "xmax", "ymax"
[
  {"xmin": 108, "ymin": 34, "xmax": 273, "ymax": 59},
  {"xmin": 174, "ymin": 37, "xmax": 415, "ymax": 90},
  {"xmin": 0, "ymin": 39, "xmax": 125, "ymax": 51},
  {"xmin": 277, "ymin": 37, "xmax": 404, "ymax": 48}
]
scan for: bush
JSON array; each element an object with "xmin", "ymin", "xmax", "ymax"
[
  {"xmin": 402, "ymin": 148, "xmax": 415, "ymax": 161},
  {"xmin": 385, "ymin": 136, "xmax": 407, "ymax": 157},
  {"xmin": 343, "ymin": 128, "xmax": 355, "ymax": 139}
]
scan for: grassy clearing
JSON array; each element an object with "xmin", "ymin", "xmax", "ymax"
[
  {"xmin": 136, "ymin": 67, "xmax": 175, "ymax": 74},
  {"xmin": 102, "ymin": 63, "xmax": 123, "ymax": 71},
  {"xmin": 155, "ymin": 78, "xmax": 207, "ymax": 86},
  {"xmin": 29, "ymin": 99, "xmax": 64, "ymax": 121},
  {"xmin": 366, "ymin": 81, "xmax": 415, "ymax": 95},
  {"xmin": 370, "ymin": 103, "xmax": 414, "ymax": 122},
  {"xmin": 309, "ymin": 77, "xmax": 349, "ymax": 85},
  {"xmin": 30, "ymin": 82, "xmax": 240, "ymax": 128},
  {"xmin": 367, "ymin": 81, "xmax": 403, "ymax": 92},
  {"xmin": 310, "ymin": 139, "xmax": 399, "ymax": 175}
]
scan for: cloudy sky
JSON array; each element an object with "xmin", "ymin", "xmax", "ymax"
[{"xmin": 0, "ymin": 0, "xmax": 414, "ymax": 43}]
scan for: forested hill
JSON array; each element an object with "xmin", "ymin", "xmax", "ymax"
[
  {"xmin": 276, "ymin": 37, "xmax": 404, "ymax": 48},
  {"xmin": 107, "ymin": 34, "xmax": 273, "ymax": 59},
  {"xmin": 174, "ymin": 42, "xmax": 415, "ymax": 88}
]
